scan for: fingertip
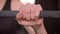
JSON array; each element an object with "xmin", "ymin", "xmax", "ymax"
[
  {"xmin": 31, "ymin": 13, "xmax": 35, "ymax": 20},
  {"xmin": 16, "ymin": 13, "xmax": 23, "ymax": 19},
  {"xmin": 25, "ymin": 14, "xmax": 31, "ymax": 20},
  {"xmin": 23, "ymin": 13, "xmax": 26, "ymax": 20},
  {"xmin": 26, "ymin": 17, "xmax": 30, "ymax": 21},
  {"xmin": 35, "ymin": 17, "xmax": 38, "ymax": 20}
]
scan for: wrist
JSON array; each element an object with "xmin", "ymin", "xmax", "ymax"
[
  {"xmin": 36, "ymin": 24, "xmax": 47, "ymax": 34},
  {"xmin": 24, "ymin": 26, "xmax": 36, "ymax": 34},
  {"xmin": 32, "ymin": 23, "xmax": 47, "ymax": 34}
]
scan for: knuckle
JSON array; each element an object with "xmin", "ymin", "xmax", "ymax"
[
  {"xmin": 36, "ymin": 4, "xmax": 41, "ymax": 8},
  {"xmin": 36, "ymin": 4, "xmax": 42, "ymax": 10}
]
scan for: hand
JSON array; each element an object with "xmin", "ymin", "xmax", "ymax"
[
  {"xmin": 16, "ymin": 4, "xmax": 43, "ymax": 26},
  {"xmin": 16, "ymin": 4, "xmax": 46, "ymax": 34}
]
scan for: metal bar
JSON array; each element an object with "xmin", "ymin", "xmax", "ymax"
[
  {"xmin": 40, "ymin": 11, "xmax": 60, "ymax": 18},
  {"xmin": 0, "ymin": 10, "xmax": 18, "ymax": 17},
  {"xmin": 0, "ymin": 10, "xmax": 60, "ymax": 18}
]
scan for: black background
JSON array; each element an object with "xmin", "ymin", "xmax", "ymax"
[{"xmin": 35, "ymin": 0, "xmax": 60, "ymax": 34}]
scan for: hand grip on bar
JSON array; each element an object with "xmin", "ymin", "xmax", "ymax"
[{"xmin": 0, "ymin": 10, "xmax": 60, "ymax": 18}]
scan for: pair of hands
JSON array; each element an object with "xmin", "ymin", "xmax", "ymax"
[{"xmin": 16, "ymin": 4, "xmax": 43, "ymax": 34}]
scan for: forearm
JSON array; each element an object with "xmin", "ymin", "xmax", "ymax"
[
  {"xmin": 24, "ymin": 26, "xmax": 36, "ymax": 34},
  {"xmin": 24, "ymin": 24, "xmax": 47, "ymax": 34},
  {"xmin": 36, "ymin": 24, "xmax": 47, "ymax": 34}
]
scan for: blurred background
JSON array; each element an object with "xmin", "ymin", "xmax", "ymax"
[{"xmin": 35, "ymin": 0, "xmax": 60, "ymax": 34}]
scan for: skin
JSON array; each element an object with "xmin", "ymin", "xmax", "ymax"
[{"xmin": 0, "ymin": 0, "xmax": 47, "ymax": 34}]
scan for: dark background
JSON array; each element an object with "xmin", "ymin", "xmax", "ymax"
[
  {"xmin": 35, "ymin": 0, "xmax": 58, "ymax": 10},
  {"xmin": 35, "ymin": 0, "xmax": 60, "ymax": 34}
]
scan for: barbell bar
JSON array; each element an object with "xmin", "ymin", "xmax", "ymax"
[{"xmin": 0, "ymin": 10, "xmax": 60, "ymax": 18}]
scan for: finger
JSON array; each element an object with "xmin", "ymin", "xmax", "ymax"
[
  {"xmin": 30, "ymin": 4, "xmax": 36, "ymax": 20},
  {"xmin": 23, "ymin": 11, "xmax": 26, "ymax": 19},
  {"xmin": 35, "ymin": 4, "xmax": 43, "ymax": 19},
  {"xmin": 16, "ymin": 10, "xmax": 23, "ymax": 20},
  {"xmin": 25, "ymin": 4, "xmax": 31, "ymax": 20},
  {"xmin": 22, "ymin": 6, "xmax": 26, "ymax": 19}
]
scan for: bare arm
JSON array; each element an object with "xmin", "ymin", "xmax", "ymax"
[
  {"xmin": 36, "ymin": 23, "xmax": 47, "ymax": 34},
  {"xmin": 24, "ymin": 22, "xmax": 47, "ymax": 34}
]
